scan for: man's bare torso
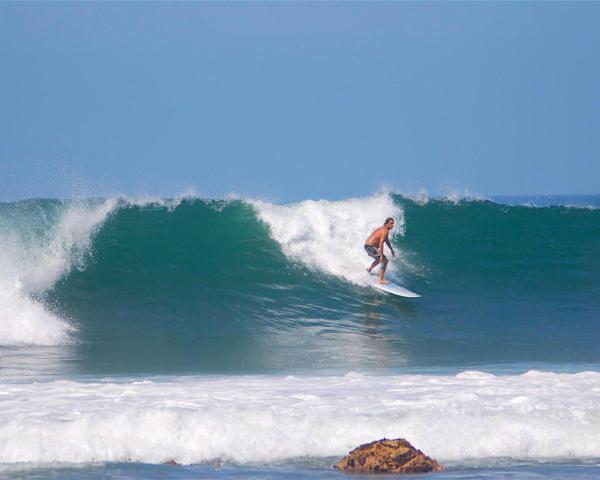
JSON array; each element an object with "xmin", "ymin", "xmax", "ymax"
[{"xmin": 365, "ymin": 227, "xmax": 389, "ymax": 248}]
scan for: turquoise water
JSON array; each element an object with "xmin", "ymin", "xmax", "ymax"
[{"xmin": 1, "ymin": 193, "xmax": 599, "ymax": 478}]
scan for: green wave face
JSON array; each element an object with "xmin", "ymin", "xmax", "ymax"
[{"xmin": 5, "ymin": 196, "xmax": 600, "ymax": 374}]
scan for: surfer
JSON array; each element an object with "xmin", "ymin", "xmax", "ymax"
[{"xmin": 364, "ymin": 217, "xmax": 396, "ymax": 284}]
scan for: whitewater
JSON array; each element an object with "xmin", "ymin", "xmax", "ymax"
[
  {"xmin": 1, "ymin": 192, "xmax": 600, "ymax": 478},
  {"xmin": 2, "ymin": 371, "xmax": 600, "ymax": 465}
]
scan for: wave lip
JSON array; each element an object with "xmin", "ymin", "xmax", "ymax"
[
  {"xmin": 1, "ymin": 371, "xmax": 599, "ymax": 465},
  {"xmin": 0, "ymin": 199, "xmax": 116, "ymax": 346}
]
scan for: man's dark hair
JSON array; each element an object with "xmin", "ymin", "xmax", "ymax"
[{"xmin": 384, "ymin": 217, "xmax": 394, "ymax": 225}]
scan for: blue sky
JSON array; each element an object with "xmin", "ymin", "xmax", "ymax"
[{"xmin": 1, "ymin": 2, "xmax": 599, "ymax": 201}]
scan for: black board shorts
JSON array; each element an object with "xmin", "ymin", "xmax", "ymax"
[{"xmin": 364, "ymin": 244, "xmax": 381, "ymax": 260}]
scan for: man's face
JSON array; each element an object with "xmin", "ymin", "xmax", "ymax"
[{"xmin": 386, "ymin": 220, "xmax": 395, "ymax": 230}]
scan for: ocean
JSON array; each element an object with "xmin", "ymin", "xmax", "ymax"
[{"xmin": 1, "ymin": 193, "xmax": 599, "ymax": 479}]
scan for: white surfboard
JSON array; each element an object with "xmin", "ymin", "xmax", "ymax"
[
  {"xmin": 373, "ymin": 282, "xmax": 421, "ymax": 298},
  {"xmin": 372, "ymin": 281, "xmax": 421, "ymax": 298}
]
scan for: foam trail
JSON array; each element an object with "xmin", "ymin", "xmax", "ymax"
[
  {"xmin": 0, "ymin": 199, "xmax": 116, "ymax": 345},
  {"xmin": 250, "ymin": 193, "xmax": 405, "ymax": 285},
  {"xmin": 1, "ymin": 371, "xmax": 599, "ymax": 465}
]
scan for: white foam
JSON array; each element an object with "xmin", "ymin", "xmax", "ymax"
[
  {"xmin": 1, "ymin": 371, "xmax": 599, "ymax": 465},
  {"xmin": 249, "ymin": 193, "xmax": 405, "ymax": 286},
  {"xmin": 0, "ymin": 199, "xmax": 116, "ymax": 346},
  {"xmin": 0, "ymin": 279, "xmax": 70, "ymax": 346}
]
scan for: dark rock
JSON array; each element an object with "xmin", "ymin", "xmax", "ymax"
[{"xmin": 335, "ymin": 438, "xmax": 444, "ymax": 474}]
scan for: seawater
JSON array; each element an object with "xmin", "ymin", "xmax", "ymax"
[{"xmin": 1, "ymin": 193, "xmax": 599, "ymax": 479}]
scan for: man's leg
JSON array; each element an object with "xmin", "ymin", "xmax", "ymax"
[
  {"xmin": 367, "ymin": 257, "xmax": 380, "ymax": 273},
  {"xmin": 379, "ymin": 255, "xmax": 389, "ymax": 284}
]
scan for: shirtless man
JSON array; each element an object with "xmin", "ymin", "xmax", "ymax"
[{"xmin": 364, "ymin": 217, "xmax": 396, "ymax": 284}]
